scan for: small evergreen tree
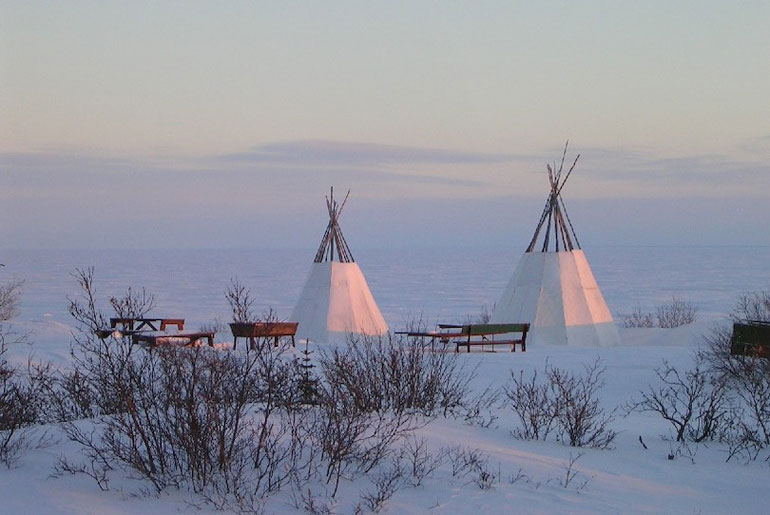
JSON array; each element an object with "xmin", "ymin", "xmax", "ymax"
[{"xmin": 298, "ymin": 340, "xmax": 319, "ymax": 405}]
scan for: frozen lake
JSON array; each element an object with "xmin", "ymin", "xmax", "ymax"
[{"xmin": 3, "ymin": 245, "xmax": 769, "ymax": 332}]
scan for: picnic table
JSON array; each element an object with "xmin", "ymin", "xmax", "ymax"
[
  {"xmin": 110, "ymin": 317, "xmax": 185, "ymax": 331},
  {"xmin": 398, "ymin": 323, "xmax": 529, "ymax": 352},
  {"xmin": 95, "ymin": 317, "xmax": 185, "ymax": 339},
  {"xmin": 395, "ymin": 324, "xmax": 466, "ymax": 346},
  {"xmin": 230, "ymin": 322, "xmax": 299, "ymax": 349}
]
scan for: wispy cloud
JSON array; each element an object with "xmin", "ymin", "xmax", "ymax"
[
  {"xmin": 562, "ymin": 146, "xmax": 770, "ymax": 196},
  {"xmin": 0, "ymin": 144, "xmax": 490, "ymax": 191},
  {"xmin": 212, "ymin": 140, "xmax": 515, "ymax": 167}
]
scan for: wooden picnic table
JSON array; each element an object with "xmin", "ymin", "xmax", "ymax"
[
  {"xmin": 395, "ymin": 328, "xmax": 465, "ymax": 346},
  {"xmin": 398, "ymin": 323, "xmax": 529, "ymax": 352},
  {"xmin": 96, "ymin": 317, "xmax": 186, "ymax": 339},
  {"xmin": 110, "ymin": 317, "xmax": 185, "ymax": 331}
]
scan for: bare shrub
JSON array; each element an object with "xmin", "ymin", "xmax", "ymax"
[
  {"xmin": 452, "ymin": 385, "xmax": 500, "ymax": 428},
  {"xmin": 465, "ymin": 304, "xmax": 493, "ymax": 325},
  {"xmin": 57, "ymin": 271, "xmax": 309, "ymax": 509},
  {"xmin": 656, "ymin": 297, "xmax": 697, "ymax": 328},
  {"xmin": 109, "ymin": 287, "xmax": 155, "ymax": 319},
  {"xmin": 472, "ymin": 463, "xmax": 496, "ymax": 490},
  {"xmin": 360, "ymin": 457, "xmax": 404, "ymax": 512},
  {"xmin": 399, "ymin": 436, "xmax": 447, "ymax": 487},
  {"xmin": 318, "ymin": 333, "xmax": 474, "ymax": 418},
  {"xmin": 550, "ymin": 360, "xmax": 617, "ymax": 448},
  {"xmin": 621, "ymin": 307, "xmax": 654, "ymax": 328},
  {"xmin": 503, "ymin": 360, "xmax": 616, "ymax": 449},
  {"xmin": 199, "ymin": 318, "xmax": 227, "ymax": 342},
  {"xmin": 702, "ymin": 291, "xmax": 770, "ymax": 379},
  {"xmin": 67, "ymin": 267, "xmax": 107, "ymax": 333},
  {"xmin": 699, "ymin": 291, "xmax": 770, "ymax": 461},
  {"xmin": 59, "ymin": 342, "xmax": 305, "ymax": 506},
  {"xmin": 314, "ymin": 371, "xmax": 418, "ymax": 497},
  {"xmin": 0, "ymin": 341, "xmax": 38, "ymax": 466},
  {"xmin": 628, "ymin": 354, "xmax": 728, "ymax": 442},
  {"xmin": 225, "ymin": 277, "xmax": 255, "ymax": 323},
  {"xmin": 556, "ymin": 452, "xmax": 590, "ymax": 491},
  {"xmin": 447, "ymin": 446, "xmax": 488, "ymax": 478},
  {"xmin": 0, "ymin": 279, "xmax": 23, "ymax": 322},
  {"xmin": 0, "ymin": 280, "xmax": 53, "ymax": 467},
  {"xmin": 503, "ymin": 369, "xmax": 558, "ymax": 441},
  {"xmin": 731, "ymin": 290, "xmax": 770, "ymax": 323}
]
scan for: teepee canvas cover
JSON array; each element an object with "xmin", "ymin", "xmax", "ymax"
[
  {"xmin": 291, "ymin": 188, "xmax": 388, "ymax": 342},
  {"xmin": 491, "ymin": 144, "xmax": 619, "ymax": 347}
]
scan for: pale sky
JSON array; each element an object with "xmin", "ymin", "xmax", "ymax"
[{"xmin": 1, "ymin": 1, "xmax": 769, "ymax": 249}]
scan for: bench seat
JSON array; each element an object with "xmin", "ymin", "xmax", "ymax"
[
  {"xmin": 453, "ymin": 323, "xmax": 529, "ymax": 353},
  {"xmin": 132, "ymin": 331, "xmax": 215, "ymax": 348}
]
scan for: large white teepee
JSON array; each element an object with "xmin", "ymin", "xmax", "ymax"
[
  {"xmin": 491, "ymin": 143, "xmax": 619, "ymax": 347},
  {"xmin": 291, "ymin": 188, "xmax": 388, "ymax": 343}
]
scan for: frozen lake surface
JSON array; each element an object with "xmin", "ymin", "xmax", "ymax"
[{"xmin": 4, "ymin": 245, "xmax": 769, "ymax": 332}]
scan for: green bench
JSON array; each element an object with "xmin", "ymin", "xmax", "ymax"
[
  {"xmin": 453, "ymin": 323, "xmax": 529, "ymax": 353},
  {"xmin": 730, "ymin": 321, "xmax": 770, "ymax": 359}
]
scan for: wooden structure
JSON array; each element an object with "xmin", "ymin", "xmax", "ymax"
[
  {"xmin": 96, "ymin": 317, "xmax": 185, "ymax": 339},
  {"xmin": 230, "ymin": 322, "xmax": 299, "ymax": 349},
  {"xmin": 314, "ymin": 187, "xmax": 354, "ymax": 263},
  {"xmin": 452, "ymin": 323, "xmax": 529, "ymax": 352},
  {"xmin": 291, "ymin": 187, "xmax": 388, "ymax": 342},
  {"xmin": 730, "ymin": 321, "xmax": 770, "ymax": 358},
  {"xmin": 399, "ymin": 322, "xmax": 529, "ymax": 353},
  {"xmin": 110, "ymin": 317, "xmax": 184, "ymax": 331},
  {"xmin": 132, "ymin": 330, "xmax": 215, "ymax": 348},
  {"xmin": 490, "ymin": 142, "xmax": 619, "ymax": 347}
]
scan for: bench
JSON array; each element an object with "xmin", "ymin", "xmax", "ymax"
[
  {"xmin": 229, "ymin": 322, "xmax": 299, "ymax": 350},
  {"xmin": 453, "ymin": 323, "xmax": 529, "ymax": 353},
  {"xmin": 132, "ymin": 330, "xmax": 215, "ymax": 348},
  {"xmin": 730, "ymin": 321, "xmax": 770, "ymax": 358}
]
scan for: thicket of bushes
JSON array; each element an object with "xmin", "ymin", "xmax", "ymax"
[
  {"xmin": 622, "ymin": 297, "xmax": 698, "ymax": 328},
  {"xmin": 3, "ymin": 269, "xmax": 770, "ymax": 511},
  {"xmin": 627, "ymin": 291, "xmax": 770, "ymax": 463}
]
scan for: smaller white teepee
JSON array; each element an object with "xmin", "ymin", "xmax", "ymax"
[{"xmin": 291, "ymin": 188, "xmax": 388, "ymax": 343}]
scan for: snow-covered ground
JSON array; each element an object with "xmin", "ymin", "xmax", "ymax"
[{"xmin": 1, "ymin": 246, "xmax": 768, "ymax": 513}]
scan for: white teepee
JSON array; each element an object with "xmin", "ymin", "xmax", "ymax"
[
  {"xmin": 291, "ymin": 188, "xmax": 388, "ymax": 343},
  {"xmin": 491, "ymin": 143, "xmax": 619, "ymax": 347}
]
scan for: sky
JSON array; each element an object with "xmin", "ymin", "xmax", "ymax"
[{"xmin": 1, "ymin": 1, "xmax": 769, "ymax": 250}]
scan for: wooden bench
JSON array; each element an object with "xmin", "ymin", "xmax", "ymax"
[
  {"xmin": 229, "ymin": 322, "xmax": 299, "ymax": 350},
  {"xmin": 453, "ymin": 323, "xmax": 529, "ymax": 353},
  {"xmin": 132, "ymin": 330, "xmax": 215, "ymax": 348},
  {"xmin": 730, "ymin": 321, "xmax": 770, "ymax": 358}
]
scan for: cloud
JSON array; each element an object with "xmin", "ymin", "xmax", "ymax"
[
  {"xmin": 212, "ymin": 140, "xmax": 515, "ymax": 167},
  {"xmin": 560, "ymin": 146, "xmax": 770, "ymax": 196},
  {"xmin": 0, "ymin": 145, "xmax": 488, "ymax": 191},
  {"xmin": 739, "ymin": 134, "xmax": 770, "ymax": 155}
]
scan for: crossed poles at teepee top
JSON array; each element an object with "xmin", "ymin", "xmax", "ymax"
[
  {"xmin": 313, "ymin": 187, "xmax": 355, "ymax": 263},
  {"xmin": 525, "ymin": 141, "xmax": 582, "ymax": 253}
]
